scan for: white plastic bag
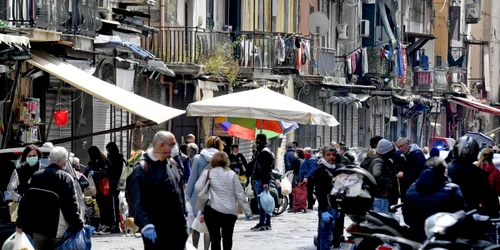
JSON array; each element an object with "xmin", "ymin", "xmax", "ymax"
[
  {"xmin": 13, "ymin": 232, "xmax": 34, "ymax": 250},
  {"xmin": 191, "ymin": 211, "xmax": 208, "ymax": 233},
  {"xmin": 281, "ymin": 178, "xmax": 292, "ymax": 195},
  {"xmin": 2, "ymin": 233, "xmax": 15, "ymax": 250},
  {"xmin": 83, "ymin": 175, "xmax": 97, "ymax": 196},
  {"xmin": 285, "ymin": 170, "xmax": 294, "ymax": 184},
  {"xmin": 245, "ymin": 181, "xmax": 254, "ymax": 199},
  {"xmin": 186, "ymin": 202, "xmax": 195, "ymax": 230},
  {"xmin": 186, "ymin": 242, "xmax": 197, "ymax": 250}
]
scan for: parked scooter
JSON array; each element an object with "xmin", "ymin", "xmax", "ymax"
[
  {"xmin": 371, "ymin": 209, "xmax": 500, "ymax": 250},
  {"xmin": 269, "ymin": 170, "xmax": 289, "ymax": 216}
]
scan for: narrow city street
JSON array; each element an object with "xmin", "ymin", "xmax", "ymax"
[{"xmin": 92, "ymin": 210, "xmax": 322, "ymax": 250}]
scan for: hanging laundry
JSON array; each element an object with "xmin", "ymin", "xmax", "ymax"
[
  {"xmin": 397, "ymin": 43, "xmax": 408, "ymax": 83},
  {"xmin": 351, "ymin": 53, "xmax": 357, "ymax": 73},
  {"xmin": 361, "ymin": 47, "xmax": 368, "ymax": 76},
  {"xmin": 275, "ymin": 36, "xmax": 286, "ymax": 63},
  {"xmin": 448, "ymin": 51, "xmax": 465, "ymax": 67},
  {"xmin": 347, "ymin": 56, "xmax": 352, "ymax": 75},
  {"xmin": 296, "ymin": 42, "xmax": 302, "ymax": 73},
  {"xmin": 302, "ymin": 40, "xmax": 311, "ymax": 62}
]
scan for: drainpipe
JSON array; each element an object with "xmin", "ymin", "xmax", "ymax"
[
  {"xmin": 377, "ymin": 0, "xmax": 396, "ymax": 48},
  {"xmin": 160, "ymin": 74, "xmax": 174, "ymax": 131},
  {"xmin": 160, "ymin": 0, "xmax": 166, "ymax": 57}
]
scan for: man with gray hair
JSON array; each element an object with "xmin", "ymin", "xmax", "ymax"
[
  {"xmin": 16, "ymin": 146, "xmax": 83, "ymax": 249},
  {"xmin": 395, "ymin": 137, "xmax": 427, "ymax": 201}
]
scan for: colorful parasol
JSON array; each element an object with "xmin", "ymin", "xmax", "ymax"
[{"xmin": 215, "ymin": 117, "xmax": 299, "ymax": 140}]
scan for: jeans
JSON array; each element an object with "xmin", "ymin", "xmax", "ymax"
[
  {"xmin": 317, "ymin": 207, "xmax": 338, "ymax": 250},
  {"xmin": 372, "ymin": 197, "xmax": 390, "ymax": 215},
  {"xmin": 204, "ymin": 205, "xmax": 238, "ymax": 250},
  {"xmin": 255, "ymin": 180, "xmax": 271, "ymax": 226},
  {"xmin": 307, "ymin": 180, "xmax": 316, "ymax": 209}
]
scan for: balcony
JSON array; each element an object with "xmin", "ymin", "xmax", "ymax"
[
  {"xmin": 1, "ymin": 0, "xmax": 101, "ymax": 42},
  {"xmin": 413, "ymin": 67, "xmax": 434, "ymax": 92}
]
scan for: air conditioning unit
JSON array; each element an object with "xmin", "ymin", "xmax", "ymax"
[
  {"xmin": 338, "ymin": 24, "xmax": 348, "ymax": 40},
  {"xmin": 360, "ymin": 20, "xmax": 370, "ymax": 37},
  {"xmin": 98, "ymin": 0, "xmax": 109, "ymax": 10},
  {"xmin": 363, "ymin": 0, "xmax": 376, "ymax": 4}
]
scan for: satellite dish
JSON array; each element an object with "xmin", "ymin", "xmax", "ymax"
[{"xmin": 307, "ymin": 12, "xmax": 330, "ymax": 36}]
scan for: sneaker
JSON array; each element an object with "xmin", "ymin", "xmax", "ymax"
[
  {"xmin": 93, "ymin": 225, "xmax": 104, "ymax": 235},
  {"xmin": 265, "ymin": 225, "xmax": 272, "ymax": 230},
  {"xmin": 251, "ymin": 224, "xmax": 266, "ymax": 231},
  {"xmin": 98, "ymin": 225, "xmax": 111, "ymax": 235}
]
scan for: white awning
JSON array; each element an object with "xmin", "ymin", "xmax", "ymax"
[{"xmin": 28, "ymin": 51, "xmax": 185, "ymax": 124}]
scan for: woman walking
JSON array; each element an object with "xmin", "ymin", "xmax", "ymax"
[
  {"xmin": 87, "ymin": 146, "xmax": 113, "ymax": 234},
  {"xmin": 8, "ymin": 145, "xmax": 44, "ymax": 202},
  {"xmin": 106, "ymin": 142, "xmax": 125, "ymax": 233},
  {"xmin": 195, "ymin": 151, "xmax": 251, "ymax": 250}
]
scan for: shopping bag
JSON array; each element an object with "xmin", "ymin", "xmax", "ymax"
[
  {"xmin": 186, "ymin": 202, "xmax": 195, "ymax": 230},
  {"xmin": 58, "ymin": 225, "xmax": 95, "ymax": 250},
  {"xmin": 186, "ymin": 242, "xmax": 197, "ymax": 250},
  {"xmin": 118, "ymin": 166, "xmax": 133, "ymax": 191},
  {"xmin": 2, "ymin": 233, "xmax": 15, "ymax": 250},
  {"xmin": 191, "ymin": 211, "xmax": 208, "ymax": 233},
  {"xmin": 281, "ymin": 178, "xmax": 292, "ymax": 195},
  {"xmin": 258, "ymin": 190, "xmax": 275, "ymax": 215},
  {"xmin": 83, "ymin": 175, "xmax": 97, "ymax": 196},
  {"xmin": 8, "ymin": 202, "xmax": 18, "ymax": 223},
  {"xmin": 245, "ymin": 180, "xmax": 254, "ymax": 199},
  {"xmin": 196, "ymin": 170, "xmax": 211, "ymax": 211},
  {"xmin": 13, "ymin": 232, "xmax": 34, "ymax": 250},
  {"xmin": 97, "ymin": 177, "xmax": 110, "ymax": 196}
]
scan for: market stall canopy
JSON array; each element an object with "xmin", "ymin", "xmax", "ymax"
[
  {"xmin": 187, "ymin": 87, "xmax": 339, "ymax": 126},
  {"xmin": 449, "ymin": 96, "xmax": 500, "ymax": 116},
  {"xmin": 28, "ymin": 51, "xmax": 185, "ymax": 124},
  {"xmin": 216, "ymin": 117, "xmax": 299, "ymax": 140},
  {"xmin": 465, "ymin": 132, "xmax": 494, "ymax": 146}
]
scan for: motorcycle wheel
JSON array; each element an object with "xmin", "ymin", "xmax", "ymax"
[{"xmin": 273, "ymin": 196, "xmax": 289, "ymax": 216}]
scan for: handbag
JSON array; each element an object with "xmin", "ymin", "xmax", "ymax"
[
  {"xmin": 196, "ymin": 170, "xmax": 211, "ymax": 212},
  {"xmin": 98, "ymin": 177, "xmax": 110, "ymax": 196},
  {"xmin": 245, "ymin": 179, "xmax": 255, "ymax": 199}
]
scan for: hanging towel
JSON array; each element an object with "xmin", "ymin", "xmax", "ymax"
[
  {"xmin": 347, "ymin": 56, "xmax": 352, "ymax": 74},
  {"xmin": 275, "ymin": 36, "xmax": 286, "ymax": 63},
  {"xmin": 351, "ymin": 53, "xmax": 357, "ymax": 73},
  {"xmin": 361, "ymin": 47, "xmax": 368, "ymax": 76},
  {"xmin": 302, "ymin": 40, "xmax": 311, "ymax": 61}
]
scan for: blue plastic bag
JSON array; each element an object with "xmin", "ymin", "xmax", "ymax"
[
  {"xmin": 58, "ymin": 225, "xmax": 95, "ymax": 250},
  {"xmin": 258, "ymin": 190, "xmax": 275, "ymax": 215}
]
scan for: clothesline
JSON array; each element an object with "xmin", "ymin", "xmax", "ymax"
[{"xmin": 342, "ymin": 39, "xmax": 398, "ymax": 57}]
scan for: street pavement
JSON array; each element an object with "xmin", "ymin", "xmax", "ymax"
[{"xmin": 92, "ymin": 210, "xmax": 324, "ymax": 250}]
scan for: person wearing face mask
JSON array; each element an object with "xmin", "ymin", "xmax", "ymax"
[
  {"xmin": 7, "ymin": 145, "xmax": 44, "ymax": 203},
  {"xmin": 105, "ymin": 142, "xmax": 126, "ymax": 234},
  {"xmin": 312, "ymin": 146, "xmax": 339, "ymax": 250},
  {"xmin": 87, "ymin": 145, "xmax": 114, "ymax": 235},
  {"xmin": 129, "ymin": 131, "xmax": 188, "ymax": 250}
]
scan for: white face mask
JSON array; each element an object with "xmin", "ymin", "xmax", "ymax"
[{"xmin": 171, "ymin": 144, "xmax": 179, "ymax": 158}]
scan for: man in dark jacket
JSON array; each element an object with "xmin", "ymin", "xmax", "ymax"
[
  {"xmin": 284, "ymin": 142, "xmax": 296, "ymax": 173},
  {"xmin": 447, "ymin": 136, "xmax": 498, "ymax": 217},
  {"xmin": 361, "ymin": 139, "xmax": 395, "ymax": 214},
  {"xmin": 396, "ymin": 137, "xmax": 427, "ymax": 201},
  {"xmin": 251, "ymin": 133, "xmax": 275, "ymax": 231},
  {"xmin": 17, "ymin": 146, "xmax": 83, "ymax": 250},
  {"xmin": 129, "ymin": 131, "xmax": 188, "ymax": 250},
  {"xmin": 312, "ymin": 146, "xmax": 338, "ymax": 250},
  {"xmin": 403, "ymin": 157, "xmax": 466, "ymax": 242}
]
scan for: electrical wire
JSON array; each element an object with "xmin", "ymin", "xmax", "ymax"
[{"xmin": 437, "ymin": 0, "xmax": 448, "ymax": 13}]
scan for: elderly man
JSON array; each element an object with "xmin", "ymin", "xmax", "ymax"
[
  {"xmin": 17, "ymin": 146, "xmax": 83, "ymax": 250},
  {"xmin": 300, "ymin": 147, "xmax": 318, "ymax": 210},
  {"xmin": 395, "ymin": 137, "xmax": 427, "ymax": 201},
  {"xmin": 129, "ymin": 131, "xmax": 188, "ymax": 250},
  {"xmin": 180, "ymin": 134, "xmax": 196, "ymax": 155}
]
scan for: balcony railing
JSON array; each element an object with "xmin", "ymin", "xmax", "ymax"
[
  {"xmin": 145, "ymin": 28, "xmax": 301, "ymax": 71},
  {"xmin": 413, "ymin": 67, "xmax": 434, "ymax": 91},
  {"xmin": 1, "ymin": 0, "xmax": 101, "ymax": 36}
]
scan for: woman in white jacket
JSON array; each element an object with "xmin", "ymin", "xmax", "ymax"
[{"xmin": 195, "ymin": 151, "xmax": 252, "ymax": 250}]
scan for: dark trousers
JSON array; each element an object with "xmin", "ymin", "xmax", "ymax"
[
  {"xmin": 112, "ymin": 192, "xmax": 120, "ymax": 228},
  {"xmin": 307, "ymin": 180, "xmax": 316, "ymax": 209},
  {"xmin": 142, "ymin": 229, "xmax": 188, "ymax": 250},
  {"xmin": 255, "ymin": 180, "xmax": 271, "ymax": 225},
  {"xmin": 96, "ymin": 193, "xmax": 115, "ymax": 226},
  {"xmin": 289, "ymin": 191, "xmax": 294, "ymax": 209},
  {"xmin": 34, "ymin": 233, "xmax": 60, "ymax": 250},
  {"xmin": 204, "ymin": 205, "xmax": 237, "ymax": 250}
]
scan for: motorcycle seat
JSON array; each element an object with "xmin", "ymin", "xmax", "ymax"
[{"xmin": 367, "ymin": 211, "xmax": 404, "ymax": 231}]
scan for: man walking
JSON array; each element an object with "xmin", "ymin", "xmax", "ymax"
[
  {"xmin": 284, "ymin": 142, "xmax": 296, "ymax": 173},
  {"xmin": 16, "ymin": 146, "xmax": 83, "ymax": 250},
  {"xmin": 129, "ymin": 131, "xmax": 188, "ymax": 249},
  {"xmin": 395, "ymin": 137, "xmax": 427, "ymax": 201},
  {"xmin": 251, "ymin": 133, "xmax": 275, "ymax": 231}
]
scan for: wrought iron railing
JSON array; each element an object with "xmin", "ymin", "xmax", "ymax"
[{"xmin": 1, "ymin": 0, "xmax": 101, "ymax": 36}]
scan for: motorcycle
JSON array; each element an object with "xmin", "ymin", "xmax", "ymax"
[
  {"xmin": 269, "ymin": 170, "xmax": 289, "ymax": 216},
  {"xmin": 371, "ymin": 209, "xmax": 500, "ymax": 250}
]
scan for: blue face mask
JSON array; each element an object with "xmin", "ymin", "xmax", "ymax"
[{"xmin": 26, "ymin": 157, "xmax": 38, "ymax": 167}]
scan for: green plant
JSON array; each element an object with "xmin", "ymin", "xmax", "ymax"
[{"xmin": 199, "ymin": 42, "xmax": 239, "ymax": 86}]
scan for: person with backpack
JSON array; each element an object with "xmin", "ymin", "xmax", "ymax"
[
  {"xmin": 128, "ymin": 131, "xmax": 188, "ymax": 250},
  {"xmin": 250, "ymin": 133, "xmax": 276, "ymax": 231},
  {"xmin": 185, "ymin": 136, "xmax": 224, "ymax": 249}
]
